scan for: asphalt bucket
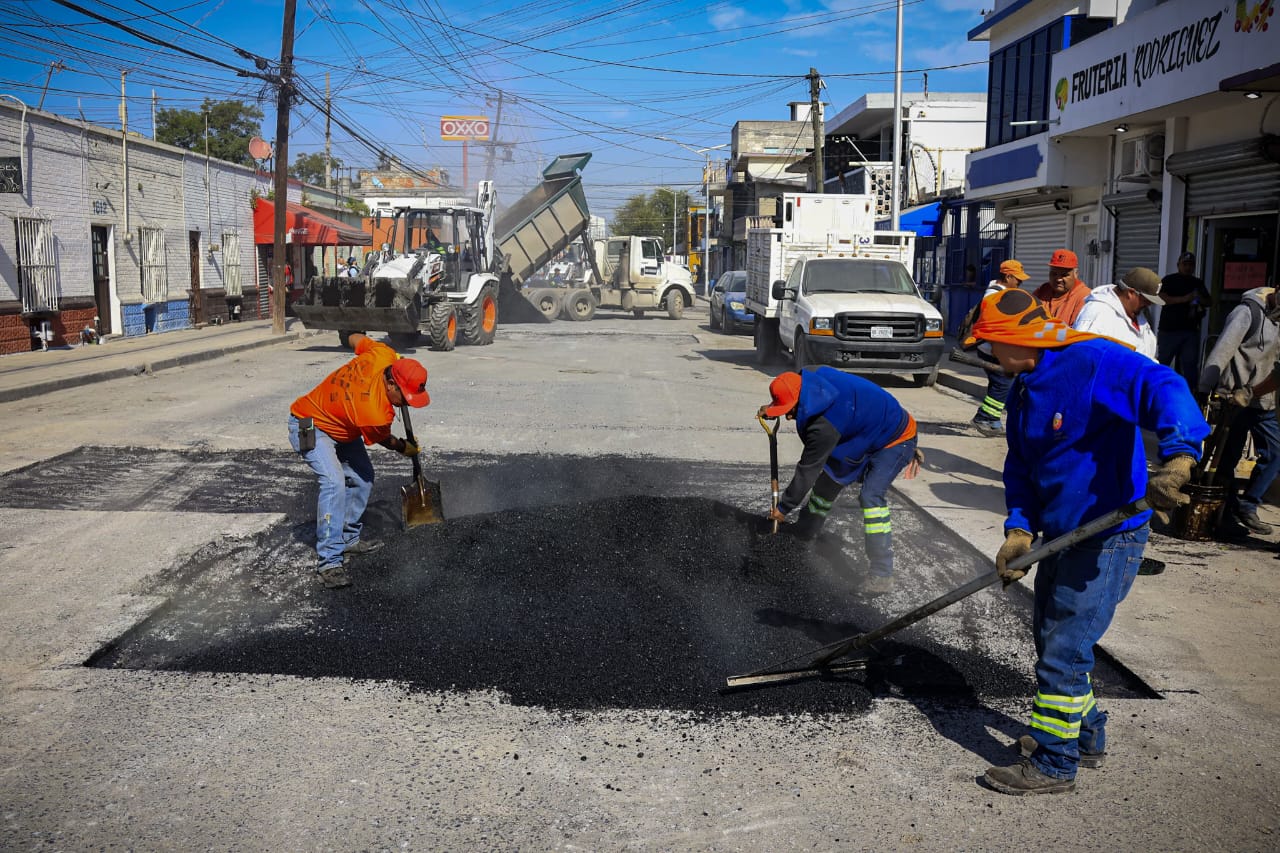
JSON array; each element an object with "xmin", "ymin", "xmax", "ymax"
[{"xmin": 1174, "ymin": 483, "xmax": 1226, "ymax": 541}]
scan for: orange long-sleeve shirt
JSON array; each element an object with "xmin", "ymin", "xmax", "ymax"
[
  {"xmin": 290, "ymin": 337, "xmax": 398, "ymax": 445},
  {"xmin": 1033, "ymin": 280, "xmax": 1091, "ymax": 326}
]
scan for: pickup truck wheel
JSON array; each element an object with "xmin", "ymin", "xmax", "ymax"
[
  {"xmin": 664, "ymin": 289, "xmax": 684, "ymax": 320},
  {"xmin": 460, "ymin": 284, "xmax": 498, "ymax": 345},
  {"xmin": 709, "ymin": 303, "xmax": 722, "ymax": 330},
  {"xmin": 338, "ymin": 329, "xmax": 363, "ymax": 349},
  {"xmin": 754, "ymin": 319, "xmax": 780, "ymax": 364},
  {"xmin": 793, "ymin": 333, "xmax": 809, "ymax": 371},
  {"xmin": 428, "ymin": 303, "xmax": 458, "ymax": 351},
  {"xmin": 562, "ymin": 289, "xmax": 596, "ymax": 322},
  {"xmin": 914, "ymin": 363, "xmax": 941, "ymax": 387}
]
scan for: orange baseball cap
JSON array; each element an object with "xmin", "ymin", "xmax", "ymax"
[
  {"xmin": 1049, "ymin": 248, "xmax": 1078, "ymax": 268},
  {"xmin": 763, "ymin": 371, "xmax": 802, "ymax": 417},
  {"xmin": 962, "ymin": 289, "xmax": 1099, "ymax": 350},
  {"xmin": 999, "ymin": 259, "xmax": 1030, "ymax": 281},
  {"xmin": 390, "ymin": 358, "xmax": 430, "ymax": 407}
]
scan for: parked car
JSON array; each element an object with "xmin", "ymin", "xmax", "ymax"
[{"xmin": 709, "ymin": 270, "xmax": 751, "ymax": 333}]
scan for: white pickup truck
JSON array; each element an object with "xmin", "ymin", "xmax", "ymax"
[{"xmin": 744, "ymin": 192, "xmax": 944, "ymax": 386}]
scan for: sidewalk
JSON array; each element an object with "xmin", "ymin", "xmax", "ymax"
[{"xmin": 0, "ymin": 319, "xmax": 319, "ymax": 404}]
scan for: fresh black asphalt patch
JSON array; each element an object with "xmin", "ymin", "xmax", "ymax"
[{"xmin": 2, "ymin": 447, "xmax": 1156, "ymax": 715}]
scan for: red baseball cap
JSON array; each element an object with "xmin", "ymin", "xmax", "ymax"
[
  {"xmin": 1049, "ymin": 248, "xmax": 1078, "ymax": 268},
  {"xmin": 763, "ymin": 372, "xmax": 802, "ymax": 417},
  {"xmin": 390, "ymin": 358, "xmax": 430, "ymax": 407}
]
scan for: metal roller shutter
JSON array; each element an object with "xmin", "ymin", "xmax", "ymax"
[
  {"xmin": 1105, "ymin": 193, "xmax": 1161, "ymax": 280},
  {"xmin": 1008, "ymin": 211, "xmax": 1068, "ymax": 284},
  {"xmin": 1166, "ymin": 138, "xmax": 1280, "ymax": 217}
]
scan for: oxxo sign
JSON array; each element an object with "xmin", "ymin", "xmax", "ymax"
[
  {"xmin": 440, "ymin": 116, "xmax": 490, "ymax": 141},
  {"xmin": 1050, "ymin": 0, "xmax": 1277, "ymax": 134}
]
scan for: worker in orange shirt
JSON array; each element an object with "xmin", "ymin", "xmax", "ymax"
[
  {"xmin": 288, "ymin": 333, "xmax": 429, "ymax": 589},
  {"xmin": 1034, "ymin": 249, "xmax": 1091, "ymax": 325}
]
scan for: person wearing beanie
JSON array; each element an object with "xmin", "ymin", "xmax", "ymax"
[
  {"xmin": 963, "ymin": 288, "xmax": 1208, "ymax": 796},
  {"xmin": 758, "ymin": 368, "xmax": 922, "ymax": 596},
  {"xmin": 1072, "ymin": 267, "xmax": 1163, "ymax": 360},
  {"xmin": 1033, "ymin": 248, "xmax": 1091, "ymax": 325},
  {"xmin": 288, "ymin": 332, "xmax": 431, "ymax": 589}
]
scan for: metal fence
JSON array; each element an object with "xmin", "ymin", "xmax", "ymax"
[{"xmin": 14, "ymin": 215, "xmax": 58, "ymax": 313}]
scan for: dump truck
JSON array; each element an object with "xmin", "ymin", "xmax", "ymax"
[
  {"xmin": 745, "ymin": 192, "xmax": 943, "ymax": 385},
  {"xmin": 292, "ymin": 153, "xmax": 597, "ymax": 348}
]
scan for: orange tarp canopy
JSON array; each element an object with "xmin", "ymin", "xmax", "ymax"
[{"xmin": 252, "ymin": 198, "xmax": 371, "ymax": 246}]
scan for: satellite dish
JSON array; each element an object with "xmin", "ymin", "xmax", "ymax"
[{"xmin": 248, "ymin": 136, "xmax": 273, "ymax": 160}]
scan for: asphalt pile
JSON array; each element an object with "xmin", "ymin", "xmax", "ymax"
[{"xmin": 95, "ymin": 495, "xmax": 1042, "ymax": 716}]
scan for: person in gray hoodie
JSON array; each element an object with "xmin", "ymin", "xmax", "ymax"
[{"xmin": 1198, "ymin": 287, "xmax": 1280, "ymax": 535}]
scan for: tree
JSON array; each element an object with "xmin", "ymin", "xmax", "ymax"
[
  {"xmin": 611, "ymin": 188, "xmax": 690, "ymax": 252},
  {"xmin": 156, "ymin": 98, "xmax": 265, "ymax": 167},
  {"xmin": 290, "ymin": 151, "xmax": 342, "ymax": 185}
]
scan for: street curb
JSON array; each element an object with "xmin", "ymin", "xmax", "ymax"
[
  {"xmin": 0, "ymin": 330, "xmax": 315, "ymax": 405},
  {"xmin": 936, "ymin": 368, "xmax": 984, "ymax": 400}
]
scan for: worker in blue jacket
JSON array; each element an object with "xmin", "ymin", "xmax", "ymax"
[
  {"xmin": 964, "ymin": 288, "xmax": 1209, "ymax": 796},
  {"xmin": 759, "ymin": 367, "xmax": 921, "ymax": 596}
]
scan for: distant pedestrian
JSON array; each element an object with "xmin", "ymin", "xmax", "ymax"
[
  {"xmin": 1034, "ymin": 249, "xmax": 1091, "ymax": 325},
  {"xmin": 969, "ymin": 259, "xmax": 1030, "ymax": 436},
  {"xmin": 1158, "ymin": 252, "xmax": 1211, "ymax": 387},
  {"xmin": 288, "ymin": 333, "xmax": 429, "ymax": 589},
  {"xmin": 1197, "ymin": 286, "xmax": 1280, "ymax": 535},
  {"xmin": 963, "ymin": 288, "xmax": 1208, "ymax": 796},
  {"xmin": 1073, "ymin": 267, "xmax": 1162, "ymax": 360},
  {"xmin": 759, "ymin": 368, "xmax": 922, "ymax": 596},
  {"xmin": 344, "ymin": 256, "xmax": 360, "ymax": 278}
]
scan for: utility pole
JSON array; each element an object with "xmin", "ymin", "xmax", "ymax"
[
  {"xmin": 120, "ymin": 71, "xmax": 129, "ymax": 241},
  {"xmin": 484, "ymin": 90, "xmax": 505, "ymax": 183},
  {"xmin": 807, "ymin": 68, "xmax": 824, "ymax": 193},
  {"xmin": 37, "ymin": 60, "xmax": 65, "ymax": 111},
  {"xmin": 890, "ymin": 0, "xmax": 904, "ymax": 229},
  {"xmin": 324, "ymin": 72, "xmax": 332, "ymax": 191},
  {"xmin": 271, "ymin": 0, "xmax": 297, "ymax": 335}
]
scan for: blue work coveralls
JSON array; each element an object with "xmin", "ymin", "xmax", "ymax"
[{"xmin": 1005, "ymin": 339, "xmax": 1209, "ymax": 779}]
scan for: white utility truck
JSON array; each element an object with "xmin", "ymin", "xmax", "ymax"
[
  {"xmin": 592, "ymin": 235, "xmax": 696, "ymax": 319},
  {"xmin": 744, "ymin": 192, "xmax": 943, "ymax": 386}
]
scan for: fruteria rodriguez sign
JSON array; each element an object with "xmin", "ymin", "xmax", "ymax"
[
  {"xmin": 1049, "ymin": 0, "xmax": 1277, "ymax": 134},
  {"xmin": 440, "ymin": 115, "xmax": 490, "ymax": 141}
]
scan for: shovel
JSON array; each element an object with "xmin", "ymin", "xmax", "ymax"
[
  {"xmin": 399, "ymin": 403, "xmax": 444, "ymax": 528},
  {"xmin": 758, "ymin": 413, "xmax": 780, "ymax": 534}
]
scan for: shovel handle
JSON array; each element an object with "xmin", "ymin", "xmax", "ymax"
[
  {"xmin": 758, "ymin": 414, "xmax": 781, "ymax": 533},
  {"xmin": 400, "ymin": 403, "xmax": 424, "ymax": 482}
]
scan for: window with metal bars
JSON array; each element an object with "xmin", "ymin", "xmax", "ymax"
[
  {"xmin": 140, "ymin": 227, "xmax": 168, "ymax": 302},
  {"xmin": 222, "ymin": 231, "xmax": 242, "ymax": 296},
  {"xmin": 14, "ymin": 215, "xmax": 58, "ymax": 313}
]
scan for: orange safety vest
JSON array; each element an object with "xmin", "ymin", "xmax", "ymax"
[{"xmin": 290, "ymin": 337, "xmax": 398, "ymax": 445}]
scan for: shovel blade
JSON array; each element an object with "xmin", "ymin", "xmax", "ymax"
[{"xmin": 402, "ymin": 477, "xmax": 444, "ymax": 528}]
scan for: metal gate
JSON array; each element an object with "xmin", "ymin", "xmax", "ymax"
[
  {"xmin": 14, "ymin": 215, "xmax": 58, "ymax": 312},
  {"xmin": 1105, "ymin": 192, "xmax": 1161, "ymax": 279},
  {"xmin": 1167, "ymin": 139, "xmax": 1280, "ymax": 217},
  {"xmin": 1008, "ymin": 210, "xmax": 1068, "ymax": 284}
]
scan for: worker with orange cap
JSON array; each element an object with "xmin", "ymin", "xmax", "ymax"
[
  {"xmin": 289, "ymin": 333, "xmax": 430, "ymax": 589},
  {"xmin": 759, "ymin": 367, "xmax": 921, "ymax": 596},
  {"xmin": 962, "ymin": 288, "xmax": 1208, "ymax": 796},
  {"xmin": 1034, "ymin": 248, "xmax": 1091, "ymax": 325}
]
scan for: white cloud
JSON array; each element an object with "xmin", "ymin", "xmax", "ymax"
[
  {"xmin": 783, "ymin": 47, "xmax": 818, "ymax": 57},
  {"xmin": 934, "ymin": 0, "xmax": 986, "ymax": 11},
  {"xmin": 708, "ymin": 4, "xmax": 749, "ymax": 30},
  {"xmin": 912, "ymin": 39, "xmax": 987, "ymax": 68}
]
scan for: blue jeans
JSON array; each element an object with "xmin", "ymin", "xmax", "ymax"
[
  {"xmin": 1027, "ymin": 526, "xmax": 1147, "ymax": 779},
  {"xmin": 288, "ymin": 415, "xmax": 375, "ymax": 570},
  {"xmin": 1217, "ymin": 407, "xmax": 1280, "ymax": 514},
  {"xmin": 801, "ymin": 438, "xmax": 917, "ymax": 578},
  {"xmin": 1157, "ymin": 329, "xmax": 1201, "ymax": 390}
]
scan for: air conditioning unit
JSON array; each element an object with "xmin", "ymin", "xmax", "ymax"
[{"xmin": 1117, "ymin": 133, "xmax": 1165, "ymax": 182}]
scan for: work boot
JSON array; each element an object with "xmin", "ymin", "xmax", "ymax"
[
  {"xmin": 859, "ymin": 575, "xmax": 895, "ymax": 596},
  {"xmin": 970, "ymin": 417, "xmax": 1004, "ymax": 438},
  {"xmin": 318, "ymin": 565, "xmax": 352, "ymax": 589},
  {"xmin": 344, "ymin": 538, "xmax": 384, "ymax": 556},
  {"xmin": 1232, "ymin": 507, "xmax": 1273, "ymax": 535},
  {"xmin": 1016, "ymin": 734, "xmax": 1106, "ymax": 769},
  {"xmin": 983, "ymin": 759, "xmax": 1075, "ymax": 795}
]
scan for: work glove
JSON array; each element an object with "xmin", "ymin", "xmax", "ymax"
[
  {"xmin": 1146, "ymin": 454, "xmax": 1196, "ymax": 524},
  {"xmin": 1230, "ymin": 387, "xmax": 1254, "ymax": 408},
  {"xmin": 995, "ymin": 529, "xmax": 1034, "ymax": 584},
  {"xmin": 901, "ymin": 447, "xmax": 925, "ymax": 480},
  {"xmin": 400, "ymin": 438, "xmax": 420, "ymax": 458}
]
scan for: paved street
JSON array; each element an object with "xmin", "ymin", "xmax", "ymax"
[{"xmin": 1, "ymin": 302, "xmax": 1278, "ymax": 850}]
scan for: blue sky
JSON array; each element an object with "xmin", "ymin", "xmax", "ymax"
[{"xmin": 0, "ymin": 0, "xmax": 990, "ymax": 221}]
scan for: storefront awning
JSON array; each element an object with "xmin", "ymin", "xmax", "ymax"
[
  {"xmin": 253, "ymin": 199, "xmax": 371, "ymax": 246},
  {"xmin": 879, "ymin": 201, "xmax": 942, "ymax": 237}
]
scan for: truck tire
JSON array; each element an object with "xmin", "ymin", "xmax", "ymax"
[
  {"xmin": 388, "ymin": 331, "xmax": 422, "ymax": 349},
  {"xmin": 664, "ymin": 288, "xmax": 684, "ymax": 320},
  {"xmin": 532, "ymin": 288, "xmax": 562, "ymax": 320},
  {"xmin": 914, "ymin": 363, "xmax": 941, "ymax": 387},
  {"xmin": 427, "ymin": 303, "xmax": 458, "ymax": 351},
  {"xmin": 338, "ymin": 329, "xmax": 364, "ymax": 349},
  {"xmin": 754, "ymin": 317, "xmax": 781, "ymax": 365},
  {"xmin": 561, "ymin": 289, "xmax": 596, "ymax": 322},
  {"xmin": 460, "ymin": 284, "xmax": 498, "ymax": 345},
  {"xmin": 793, "ymin": 331, "xmax": 809, "ymax": 371}
]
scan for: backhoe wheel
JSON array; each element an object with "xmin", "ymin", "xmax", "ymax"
[
  {"xmin": 338, "ymin": 329, "xmax": 364, "ymax": 349},
  {"xmin": 428, "ymin": 303, "xmax": 458, "ymax": 351},
  {"xmin": 664, "ymin": 289, "xmax": 684, "ymax": 320},
  {"xmin": 562, "ymin": 289, "xmax": 596, "ymax": 322},
  {"xmin": 533, "ymin": 288, "xmax": 562, "ymax": 320},
  {"xmin": 388, "ymin": 331, "xmax": 422, "ymax": 349},
  {"xmin": 460, "ymin": 284, "xmax": 498, "ymax": 345}
]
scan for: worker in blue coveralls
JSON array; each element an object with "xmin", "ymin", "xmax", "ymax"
[
  {"xmin": 759, "ymin": 368, "xmax": 923, "ymax": 596},
  {"xmin": 963, "ymin": 288, "xmax": 1209, "ymax": 796}
]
